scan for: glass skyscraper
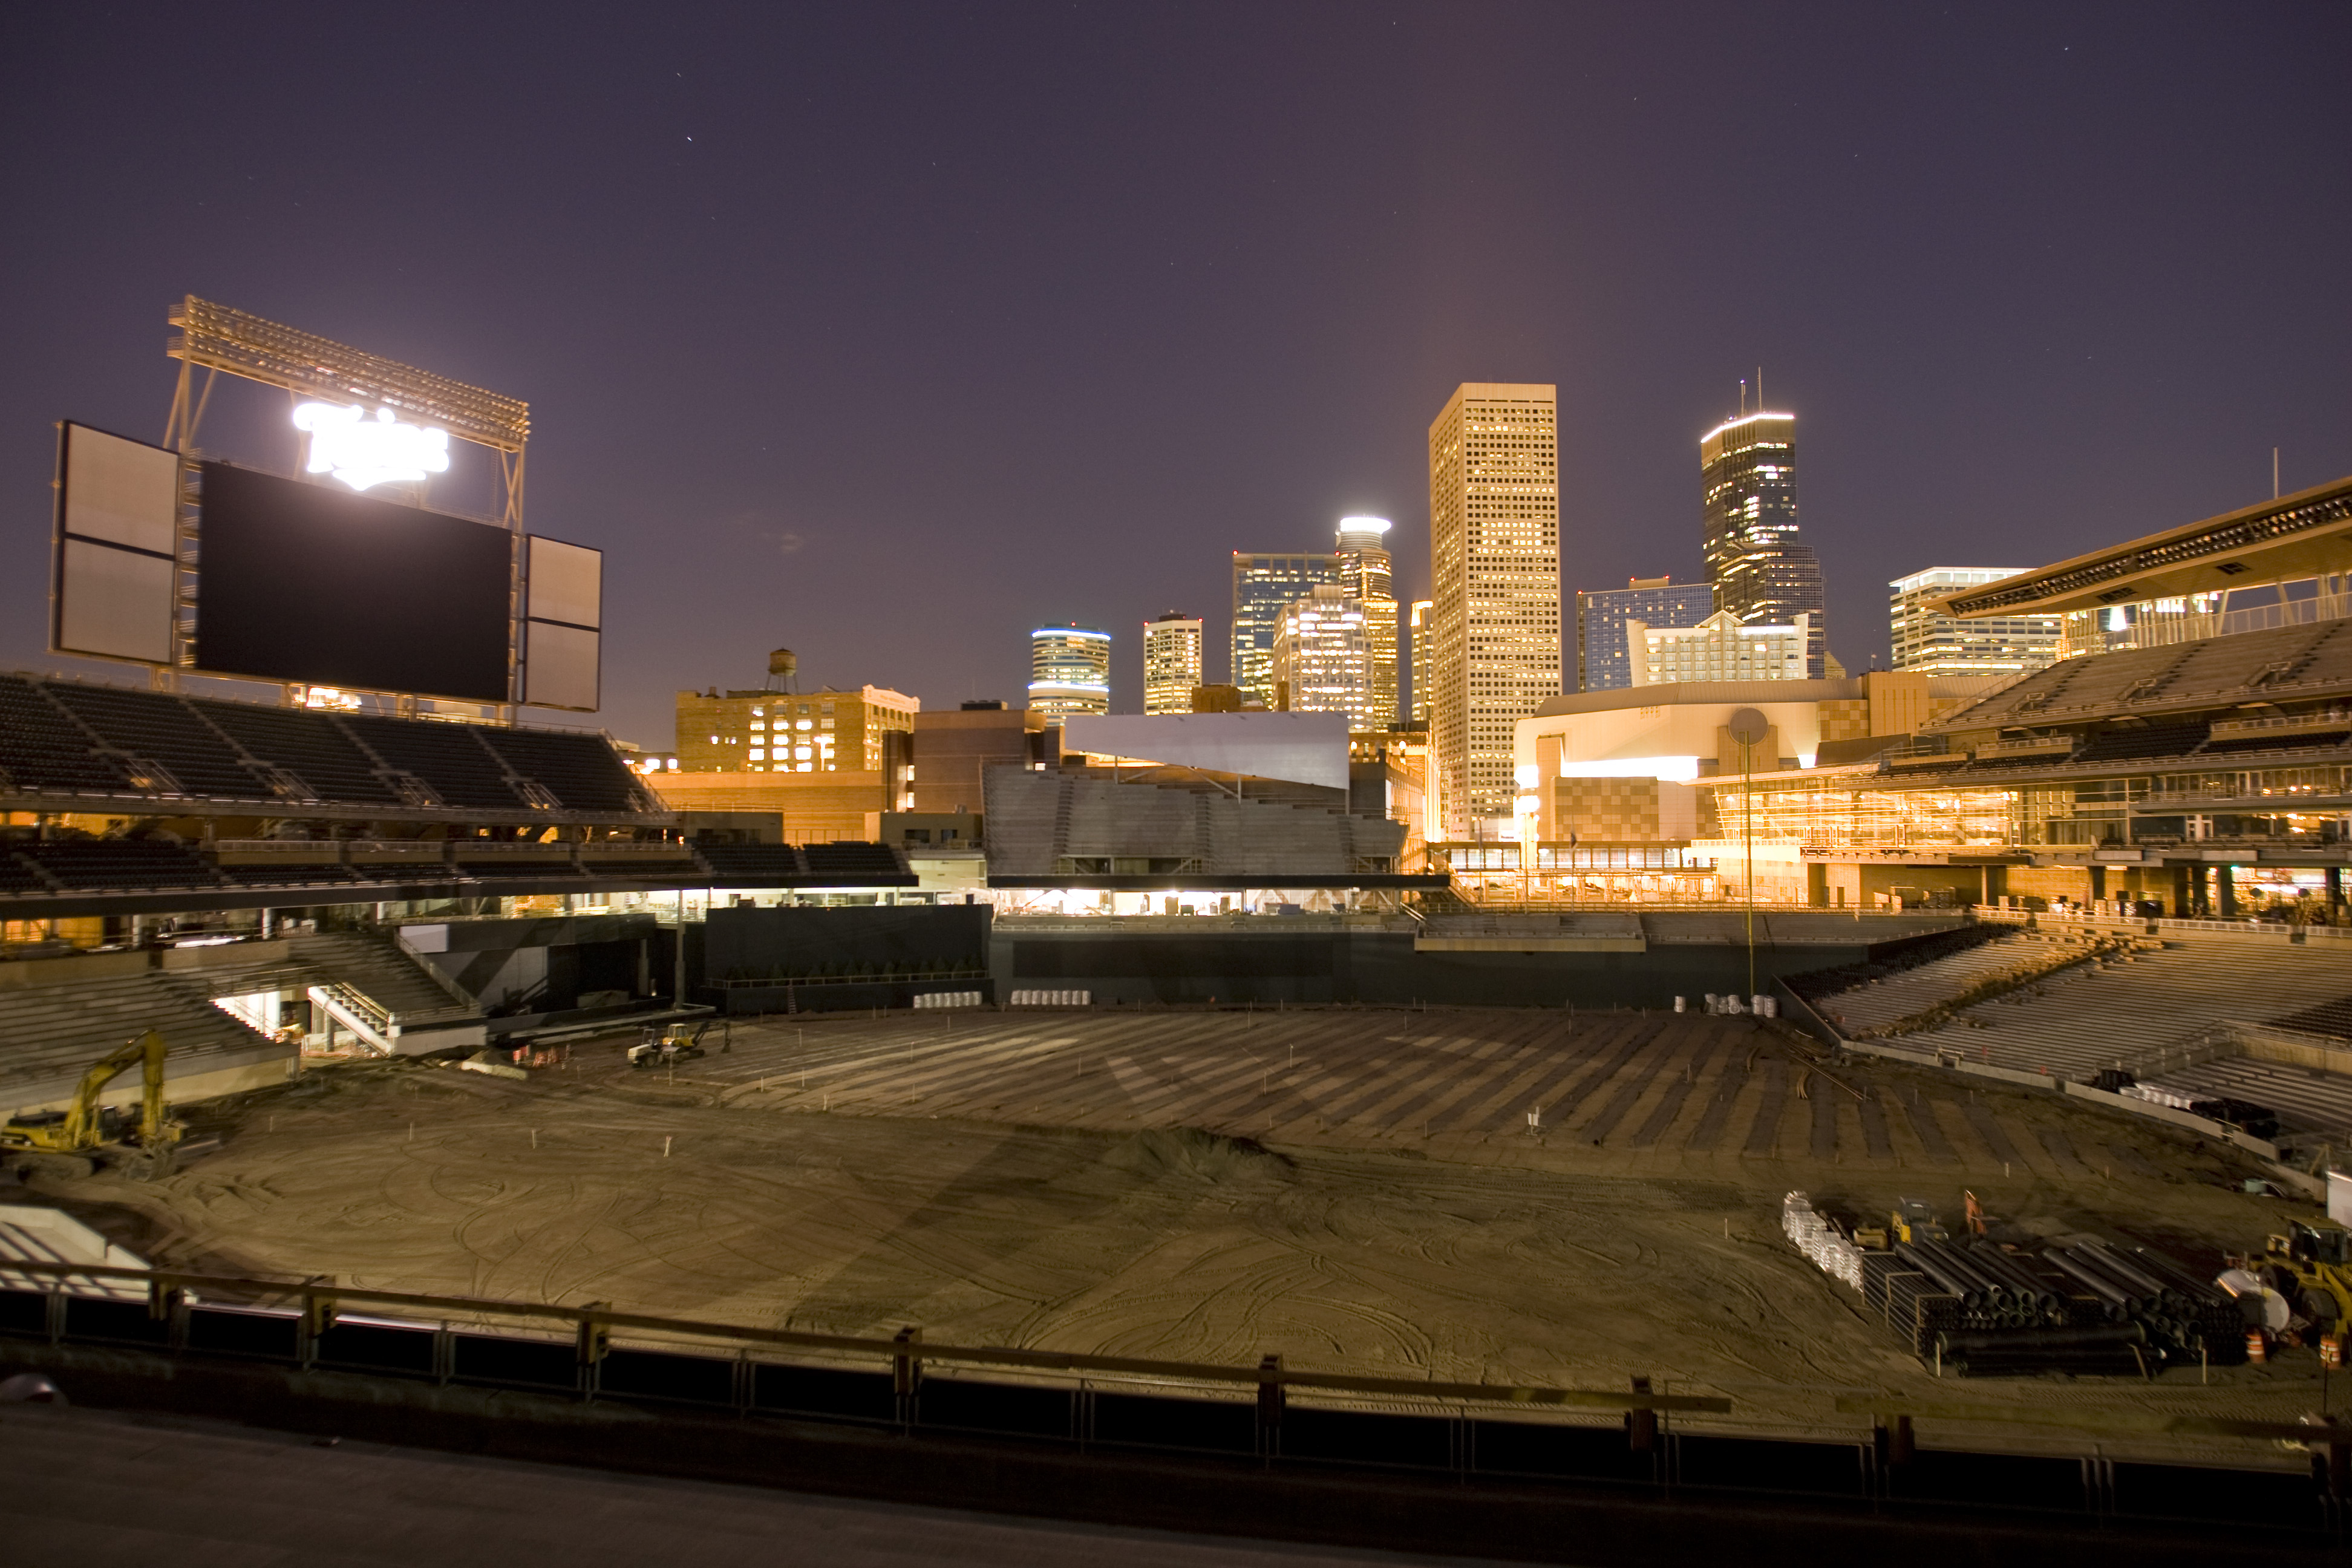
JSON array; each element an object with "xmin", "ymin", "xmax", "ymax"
[
  {"xmin": 1701, "ymin": 411, "xmax": 1828, "ymax": 678},
  {"xmin": 1334, "ymin": 517, "xmax": 1399, "ymax": 729},
  {"xmin": 1232, "ymin": 552, "xmax": 1342, "ymax": 708},
  {"xmin": 1576, "ymin": 577, "xmax": 1715, "ymax": 691}
]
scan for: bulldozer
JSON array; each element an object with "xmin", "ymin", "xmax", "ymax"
[
  {"xmin": 627, "ymin": 1021, "xmax": 710, "ymax": 1070},
  {"xmin": 0, "ymin": 1028, "xmax": 183, "ymax": 1181},
  {"xmin": 2253, "ymin": 1218, "xmax": 2352, "ymax": 1334}
]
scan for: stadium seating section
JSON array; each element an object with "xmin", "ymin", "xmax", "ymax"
[{"xmin": 0, "ymin": 673, "xmax": 653, "ymax": 819}]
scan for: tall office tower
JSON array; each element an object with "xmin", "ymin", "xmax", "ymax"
[
  {"xmin": 1141, "ymin": 612, "xmax": 1204, "ymax": 714},
  {"xmin": 1889, "ymin": 567, "xmax": 2060, "ymax": 678},
  {"xmin": 1701, "ymin": 410, "xmax": 1828, "ymax": 677},
  {"xmin": 1272, "ymin": 584, "xmax": 1379, "ymax": 731},
  {"xmin": 1232, "ymin": 550, "xmax": 1342, "ymax": 708},
  {"xmin": 1407, "ymin": 599, "xmax": 1433, "ymax": 725},
  {"xmin": 1426, "ymin": 382, "xmax": 1561, "ymax": 836},
  {"xmin": 1334, "ymin": 516, "xmax": 1400, "ymax": 729},
  {"xmin": 1575, "ymin": 577, "xmax": 1715, "ymax": 691},
  {"xmin": 1028, "ymin": 625, "xmax": 1111, "ymax": 719}
]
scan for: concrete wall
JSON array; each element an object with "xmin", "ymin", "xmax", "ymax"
[{"xmin": 987, "ymin": 924, "xmax": 1877, "ymax": 1008}]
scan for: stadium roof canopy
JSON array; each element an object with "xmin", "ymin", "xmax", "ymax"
[{"xmin": 1933, "ymin": 474, "xmax": 2352, "ymax": 619}]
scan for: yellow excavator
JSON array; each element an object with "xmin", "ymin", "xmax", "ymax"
[{"xmin": 1, "ymin": 1029, "xmax": 183, "ymax": 1181}]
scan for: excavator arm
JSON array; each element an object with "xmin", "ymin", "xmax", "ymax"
[{"xmin": 60, "ymin": 1030, "xmax": 169, "ymax": 1149}]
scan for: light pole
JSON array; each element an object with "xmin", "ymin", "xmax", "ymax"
[{"xmin": 1726, "ymin": 708, "xmax": 1770, "ymax": 1001}]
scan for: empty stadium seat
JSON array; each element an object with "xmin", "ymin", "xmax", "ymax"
[
  {"xmin": 17, "ymin": 840, "xmax": 221, "ymax": 890},
  {"xmin": 339, "ymin": 716, "xmax": 526, "ymax": 811},
  {"xmin": 0, "ymin": 676, "xmax": 131, "ymax": 795},
  {"xmin": 476, "ymin": 728, "xmax": 648, "ymax": 813},
  {"xmin": 2073, "ymin": 722, "xmax": 2210, "ymax": 762},
  {"xmin": 45, "ymin": 683, "xmax": 267, "ymax": 799},
  {"xmin": 696, "ymin": 844, "xmax": 809, "ymax": 882},
  {"xmin": 195, "ymin": 699, "xmax": 399, "ymax": 805}
]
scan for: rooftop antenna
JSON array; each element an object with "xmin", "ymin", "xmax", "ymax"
[
  {"xmin": 1757, "ymin": 365, "xmax": 1765, "ymax": 411},
  {"xmin": 1738, "ymin": 379, "xmax": 1746, "ymax": 417},
  {"xmin": 2275, "ymin": 447, "xmax": 2281, "ymax": 500}
]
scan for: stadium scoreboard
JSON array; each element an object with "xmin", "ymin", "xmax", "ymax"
[{"xmin": 50, "ymin": 298, "xmax": 603, "ymax": 713}]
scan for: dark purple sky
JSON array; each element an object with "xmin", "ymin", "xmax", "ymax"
[{"xmin": 4, "ymin": 3, "xmax": 2347, "ymax": 749}]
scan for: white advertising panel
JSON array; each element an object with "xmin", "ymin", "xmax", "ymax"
[
  {"xmin": 54, "ymin": 423, "xmax": 180, "ymax": 664},
  {"xmin": 521, "ymin": 535, "xmax": 601, "ymax": 711},
  {"xmin": 523, "ymin": 620, "xmax": 599, "ymax": 712}
]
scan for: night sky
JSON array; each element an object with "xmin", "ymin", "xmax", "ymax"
[{"xmin": 4, "ymin": 4, "xmax": 2346, "ymax": 750}]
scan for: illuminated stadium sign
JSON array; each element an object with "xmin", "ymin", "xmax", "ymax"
[{"xmin": 292, "ymin": 402, "xmax": 452, "ymax": 491}]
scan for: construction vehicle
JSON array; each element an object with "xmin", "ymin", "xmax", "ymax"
[
  {"xmin": 2252, "ymin": 1218, "xmax": 2352, "ymax": 1333},
  {"xmin": 627, "ymin": 1021, "xmax": 710, "ymax": 1070},
  {"xmin": 0, "ymin": 1029, "xmax": 183, "ymax": 1180}
]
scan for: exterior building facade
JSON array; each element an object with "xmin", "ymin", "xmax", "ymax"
[
  {"xmin": 1408, "ymin": 599, "xmax": 1433, "ymax": 725},
  {"xmin": 1576, "ymin": 577, "xmax": 1714, "ymax": 691},
  {"xmin": 909, "ymin": 701, "xmax": 1056, "ymax": 815},
  {"xmin": 675, "ymin": 684, "xmax": 918, "ymax": 775},
  {"xmin": 1232, "ymin": 552, "xmax": 1343, "ymax": 709},
  {"xmin": 1701, "ymin": 411, "xmax": 1827, "ymax": 678},
  {"xmin": 1028, "ymin": 626, "xmax": 1112, "ymax": 719},
  {"xmin": 1334, "ymin": 517, "xmax": 1400, "ymax": 730},
  {"xmin": 1632, "ymin": 610, "xmax": 1809, "ymax": 686},
  {"xmin": 1426, "ymin": 382, "xmax": 1562, "ymax": 835},
  {"xmin": 1889, "ymin": 567, "xmax": 2060, "ymax": 678},
  {"xmin": 1272, "ymin": 584, "xmax": 1379, "ymax": 732},
  {"xmin": 1142, "ymin": 613, "xmax": 1204, "ymax": 715}
]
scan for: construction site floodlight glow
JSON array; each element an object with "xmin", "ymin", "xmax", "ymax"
[{"xmin": 293, "ymin": 402, "xmax": 452, "ymax": 491}]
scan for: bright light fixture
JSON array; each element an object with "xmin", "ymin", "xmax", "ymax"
[{"xmin": 292, "ymin": 402, "xmax": 452, "ymax": 491}]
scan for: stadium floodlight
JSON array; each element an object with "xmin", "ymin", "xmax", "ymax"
[
  {"xmin": 293, "ymin": 402, "xmax": 452, "ymax": 491},
  {"xmin": 168, "ymin": 295, "xmax": 529, "ymax": 452}
]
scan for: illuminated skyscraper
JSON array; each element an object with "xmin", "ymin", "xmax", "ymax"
[
  {"xmin": 1889, "ymin": 567, "xmax": 2059, "ymax": 678},
  {"xmin": 1028, "ymin": 626, "xmax": 1111, "ymax": 719},
  {"xmin": 1272, "ymin": 584, "xmax": 1378, "ymax": 731},
  {"xmin": 1334, "ymin": 517, "xmax": 1399, "ymax": 729},
  {"xmin": 1426, "ymin": 382, "xmax": 1561, "ymax": 835},
  {"xmin": 1141, "ymin": 612, "xmax": 1203, "ymax": 714},
  {"xmin": 1232, "ymin": 551, "xmax": 1342, "ymax": 708},
  {"xmin": 1701, "ymin": 410, "xmax": 1827, "ymax": 678},
  {"xmin": 1407, "ymin": 599, "xmax": 1433, "ymax": 725}
]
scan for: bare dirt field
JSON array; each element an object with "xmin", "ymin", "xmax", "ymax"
[{"xmin": 25, "ymin": 1006, "xmax": 2338, "ymax": 1463}]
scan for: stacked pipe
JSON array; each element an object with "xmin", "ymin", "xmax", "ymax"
[
  {"xmin": 1782, "ymin": 1192, "xmax": 1862, "ymax": 1290},
  {"xmin": 2043, "ymin": 1241, "xmax": 2243, "ymax": 1364}
]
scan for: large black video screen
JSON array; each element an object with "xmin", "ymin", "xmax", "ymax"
[{"xmin": 192, "ymin": 462, "xmax": 512, "ymax": 702}]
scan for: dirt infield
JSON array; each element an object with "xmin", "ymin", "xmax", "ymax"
[{"xmin": 22, "ymin": 1007, "xmax": 2337, "ymax": 1460}]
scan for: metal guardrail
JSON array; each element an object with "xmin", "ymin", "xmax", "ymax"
[
  {"xmin": 1976, "ymin": 907, "xmax": 2352, "ymax": 941},
  {"xmin": 0, "ymin": 1258, "xmax": 1721, "ymax": 1417}
]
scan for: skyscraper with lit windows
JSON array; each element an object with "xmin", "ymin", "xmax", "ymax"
[
  {"xmin": 1334, "ymin": 517, "xmax": 1399, "ymax": 729},
  {"xmin": 1701, "ymin": 410, "xmax": 1827, "ymax": 678},
  {"xmin": 1426, "ymin": 382, "xmax": 1561, "ymax": 835},
  {"xmin": 1028, "ymin": 626, "xmax": 1111, "ymax": 719},
  {"xmin": 1232, "ymin": 552, "xmax": 1342, "ymax": 708},
  {"xmin": 1272, "ymin": 584, "xmax": 1379, "ymax": 731},
  {"xmin": 1141, "ymin": 612, "xmax": 1203, "ymax": 714}
]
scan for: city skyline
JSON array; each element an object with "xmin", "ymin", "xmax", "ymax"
[{"xmin": 1, "ymin": 7, "xmax": 2343, "ymax": 753}]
